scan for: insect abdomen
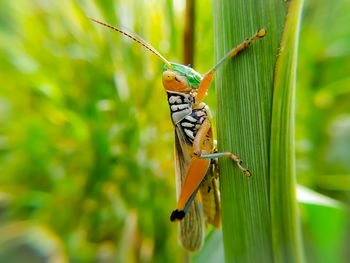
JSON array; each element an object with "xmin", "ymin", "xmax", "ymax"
[
  {"xmin": 178, "ymin": 105, "xmax": 208, "ymax": 145},
  {"xmin": 200, "ymin": 167, "xmax": 221, "ymax": 228}
]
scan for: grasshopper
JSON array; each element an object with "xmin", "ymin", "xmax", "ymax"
[{"xmin": 89, "ymin": 17, "xmax": 266, "ymax": 251}]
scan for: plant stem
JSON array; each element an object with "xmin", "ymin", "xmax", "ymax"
[{"xmin": 212, "ymin": 0, "xmax": 302, "ymax": 262}]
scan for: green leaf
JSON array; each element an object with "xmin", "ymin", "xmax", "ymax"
[
  {"xmin": 212, "ymin": 0, "xmax": 304, "ymax": 262},
  {"xmin": 193, "ymin": 229, "xmax": 224, "ymax": 263},
  {"xmin": 296, "ymin": 186, "xmax": 348, "ymax": 263},
  {"xmin": 270, "ymin": 0, "xmax": 305, "ymax": 263}
]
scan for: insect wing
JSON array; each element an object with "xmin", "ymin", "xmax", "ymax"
[
  {"xmin": 174, "ymin": 128, "xmax": 204, "ymax": 251},
  {"xmin": 199, "ymin": 161, "xmax": 221, "ymax": 228}
]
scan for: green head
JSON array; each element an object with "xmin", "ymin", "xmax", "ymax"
[{"xmin": 162, "ymin": 63, "xmax": 202, "ymax": 92}]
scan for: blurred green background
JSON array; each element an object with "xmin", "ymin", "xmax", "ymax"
[{"xmin": 0, "ymin": 0, "xmax": 349, "ymax": 262}]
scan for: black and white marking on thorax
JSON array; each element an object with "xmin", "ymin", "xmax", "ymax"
[
  {"xmin": 167, "ymin": 91, "xmax": 194, "ymax": 125},
  {"xmin": 166, "ymin": 91, "xmax": 209, "ymax": 145}
]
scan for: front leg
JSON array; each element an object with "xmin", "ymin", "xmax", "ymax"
[
  {"xmin": 192, "ymin": 118, "xmax": 212, "ymax": 156},
  {"xmin": 193, "ymin": 118, "xmax": 251, "ymax": 177},
  {"xmin": 200, "ymin": 152, "xmax": 251, "ymax": 177},
  {"xmin": 196, "ymin": 28, "xmax": 266, "ymax": 104}
]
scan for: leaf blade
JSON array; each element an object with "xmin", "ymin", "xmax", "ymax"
[{"xmin": 270, "ymin": 0, "xmax": 305, "ymax": 262}]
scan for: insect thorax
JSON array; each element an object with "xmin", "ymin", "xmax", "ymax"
[
  {"xmin": 167, "ymin": 91, "xmax": 208, "ymax": 145},
  {"xmin": 167, "ymin": 91, "xmax": 194, "ymax": 125}
]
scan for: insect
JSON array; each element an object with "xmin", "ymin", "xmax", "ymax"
[{"xmin": 89, "ymin": 17, "xmax": 266, "ymax": 251}]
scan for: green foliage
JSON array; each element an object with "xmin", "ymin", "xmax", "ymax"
[
  {"xmin": 0, "ymin": 0, "xmax": 183, "ymax": 262},
  {"xmin": 297, "ymin": 186, "xmax": 348, "ymax": 263},
  {"xmin": 212, "ymin": 0, "xmax": 288, "ymax": 262},
  {"xmin": 0, "ymin": 0, "xmax": 349, "ymax": 262},
  {"xmin": 295, "ymin": 1, "xmax": 350, "ymax": 262}
]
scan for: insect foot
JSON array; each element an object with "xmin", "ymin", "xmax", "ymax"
[
  {"xmin": 257, "ymin": 28, "xmax": 267, "ymax": 38},
  {"xmin": 237, "ymin": 163, "xmax": 251, "ymax": 178},
  {"xmin": 243, "ymin": 169, "xmax": 252, "ymax": 177}
]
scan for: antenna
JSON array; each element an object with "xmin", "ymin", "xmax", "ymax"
[{"xmin": 88, "ymin": 17, "xmax": 172, "ymax": 69}]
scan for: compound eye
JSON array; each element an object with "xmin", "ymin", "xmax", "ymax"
[{"xmin": 163, "ymin": 70, "xmax": 176, "ymax": 81}]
